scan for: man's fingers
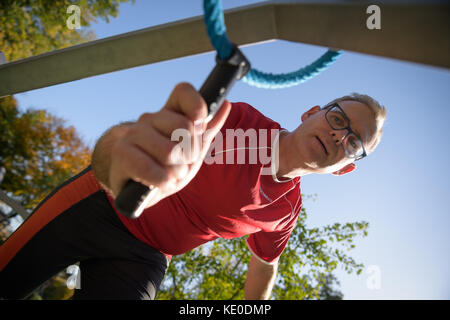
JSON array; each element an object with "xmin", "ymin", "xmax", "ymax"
[
  {"xmin": 110, "ymin": 85, "xmax": 231, "ymax": 201},
  {"xmin": 110, "ymin": 143, "xmax": 189, "ymax": 194},
  {"xmin": 146, "ymin": 109, "xmax": 199, "ymax": 138},
  {"xmin": 164, "ymin": 82, "xmax": 208, "ymax": 123},
  {"xmin": 175, "ymin": 101, "xmax": 232, "ymax": 191},
  {"xmin": 110, "ymin": 141, "xmax": 171, "ymax": 196},
  {"xmin": 203, "ymin": 100, "xmax": 232, "ymax": 144},
  {"xmin": 126, "ymin": 121, "xmax": 190, "ymax": 166}
]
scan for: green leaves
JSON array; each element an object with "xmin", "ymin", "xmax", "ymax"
[
  {"xmin": 157, "ymin": 204, "xmax": 369, "ymax": 300},
  {"xmin": 158, "ymin": 234, "xmax": 252, "ymax": 300},
  {"xmin": 0, "ymin": 0, "xmax": 134, "ymax": 62}
]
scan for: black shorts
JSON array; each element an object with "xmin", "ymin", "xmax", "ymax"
[{"xmin": 0, "ymin": 166, "xmax": 168, "ymax": 300}]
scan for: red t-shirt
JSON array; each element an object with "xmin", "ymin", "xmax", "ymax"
[{"xmin": 108, "ymin": 102, "xmax": 302, "ymax": 264}]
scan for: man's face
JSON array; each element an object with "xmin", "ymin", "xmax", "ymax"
[{"xmin": 289, "ymin": 100, "xmax": 378, "ymax": 175}]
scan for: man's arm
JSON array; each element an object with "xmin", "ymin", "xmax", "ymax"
[
  {"xmin": 244, "ymin": 254, "xmax": 278, "ymax": 300},
  {"xmin": 91, "ymin": 122, "xmax": 134, "ymax": 194},
  {"xmin": 90, "ymin": 83, "xmax": 232, "ymax": 209}
]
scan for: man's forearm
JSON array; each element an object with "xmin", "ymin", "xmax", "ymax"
[
  {"xmin": 244, "ymin": 256, "xmax": 278, "ymax": 300},
  {"xmin": 91, "ymin": 122, "xmax": 133, "ymax": 192}
]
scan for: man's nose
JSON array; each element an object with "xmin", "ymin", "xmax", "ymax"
[{"xmin": 330, "ymin": 129, "xmax": 347, "ymax": 145}]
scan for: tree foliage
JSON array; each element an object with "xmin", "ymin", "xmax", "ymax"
[
  {"xmin": 0, "ymin": 96, "xmax": 92, "ymax": 210},
  {"xmin": 0, "ymin": 0, "xmax": 136, "ymax": 209},
  {"xmin": 0, "ymin": 0, "xmax": 133, "ymax": 62},
  {"xmin": 157, "ymin": 206, "xmax": 369, "ymax": 300}
]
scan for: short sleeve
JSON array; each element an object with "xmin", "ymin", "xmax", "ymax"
[{"xmin": 246, "ymin": 212, "xmax": 299, "ymax": 264}]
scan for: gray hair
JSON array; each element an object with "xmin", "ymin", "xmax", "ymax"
[{"xmin": 323, "ymin": 93, "xmax": 386, "ymax": 154}]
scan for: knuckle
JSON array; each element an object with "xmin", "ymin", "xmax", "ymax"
[
  {"xmin": 138, "ymin": 159, "xmax": 154, "ymax": 179},
  {"xmin": 149, "ymin": 165, "xmax": 169, "ymax": 185},
  {"xmin": 176, "ymin": 117, "xmax": 194, "ymax": 132},
  {"xmin": 162, "ymin": 141, "xmax": 179, "ymax": 164},
  {"xmin": 174, "ymin": 82, "xmax": 194, "ymax": 93},
  {"xmin": 139, "ymin": 158, "xmax": 166, "ymax": 185},
  {"xmin": 123, "ymin": 125, "xmax": 140, "ymax": 139},
  {"xmin": 111, "ymin": 139, "xmax": 127, "ymax": 157},
  {"xmin": 192, "ymin": 102, "xmax": 208, "ymax": 122},
  {"xmin": 137, "ymin": 112, "xmax": 154, "ymax": 124},
  {"xmin": 167, "ymin": 164, "xmax": 188, "ymax": 180}
]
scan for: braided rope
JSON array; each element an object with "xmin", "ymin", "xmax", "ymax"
[{"xmin": 203, "ymin": 0, "xmax": 342, "ymax": 89}]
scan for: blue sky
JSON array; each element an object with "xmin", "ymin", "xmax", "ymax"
[{"xmin": 13, "ymin": 0, "xmax": 450, "ymax": 299}]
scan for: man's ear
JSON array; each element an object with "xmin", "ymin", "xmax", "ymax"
[
  {"xmin": 332, "ymin": 163, "xmax": 356, "ymax": 176},
  {"xmin": 301, "ymin": 105, "xmax": 321, "ymax": 122}
]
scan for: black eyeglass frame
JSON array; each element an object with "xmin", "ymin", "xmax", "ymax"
[{"xmin": 324, "ymin": 103, "xmax": 367, "ymax": 161}]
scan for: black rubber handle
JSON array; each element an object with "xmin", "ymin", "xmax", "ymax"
[{"xmin": 114, "ymin": 44, "xmax": 250, "ymax": 219}]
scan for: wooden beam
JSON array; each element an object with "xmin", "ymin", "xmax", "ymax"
[{"xmin": 0, "ymin": 1, "xmax": 448, "ymax": 97}]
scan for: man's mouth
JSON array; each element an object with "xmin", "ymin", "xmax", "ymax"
[{"xmin": 316, "ymin": 136, "xmax": 328, "ymax": 155}]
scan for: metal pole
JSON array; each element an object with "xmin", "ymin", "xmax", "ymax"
[{"xmin": 0, "ymin": 189, "xmax": 29, "ymax": 220}]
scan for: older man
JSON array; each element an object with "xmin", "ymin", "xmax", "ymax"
[{"xmin": 0, "ymin": 82, "xmax": 385, "ymax": 300}]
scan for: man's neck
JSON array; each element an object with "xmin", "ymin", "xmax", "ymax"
[{"xmin": 276, "ymin": 131, "xmax": 312, "ymax": 179}]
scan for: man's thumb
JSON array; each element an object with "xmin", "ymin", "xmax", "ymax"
[{"xmin": 203, "ymin": 100, "xmax": 232, "ymax": 142}]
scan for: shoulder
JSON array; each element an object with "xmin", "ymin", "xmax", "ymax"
[{"xmin": 223, "ymin": 102, "xmax": 281, "ymax": 131}]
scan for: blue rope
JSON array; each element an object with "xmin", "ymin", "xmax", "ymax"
[
  {"xmin": 203, "ymin": 0, "xmax": 342, "ymax": 89},
  {"xmin": 203, "ymin": 0, "xmax": 233, "ymax": 60}
]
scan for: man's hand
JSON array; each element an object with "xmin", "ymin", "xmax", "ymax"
[{"xmin": 107, "ymin": 82, "xmax": 231, "ymax": 207}]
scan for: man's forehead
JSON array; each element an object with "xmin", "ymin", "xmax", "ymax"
[{"xmin": 338, "ymin": 101, "xmax": 377, "ymax": 144}]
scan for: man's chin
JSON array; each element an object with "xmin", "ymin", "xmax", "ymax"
[{"xmin": 305, "ymin": 161, "xmax": 338, "ymax": 175}]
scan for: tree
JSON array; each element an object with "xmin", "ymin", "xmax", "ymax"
[
  {"xmin": 0, "ymin": 0, "xmax": 137, "ymax": 211},
  {"xmin": 0, "ymin": 0, "xmax": 134, "ymax": 62},
  {"xmin": 157, "ymin": 205, "xmax": 368, "ymax": 300},
  {"xmin": 0, "ymin": 96, "xmax": 91, "ymax": 211},
  {"xmin": 317, "ymin": 273, "xmax": 343, "ymax": 300}
]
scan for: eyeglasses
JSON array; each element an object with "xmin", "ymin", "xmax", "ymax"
[{"xmin": 325, "ymin": 103, "xmax": 367, "ymax": 161}]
